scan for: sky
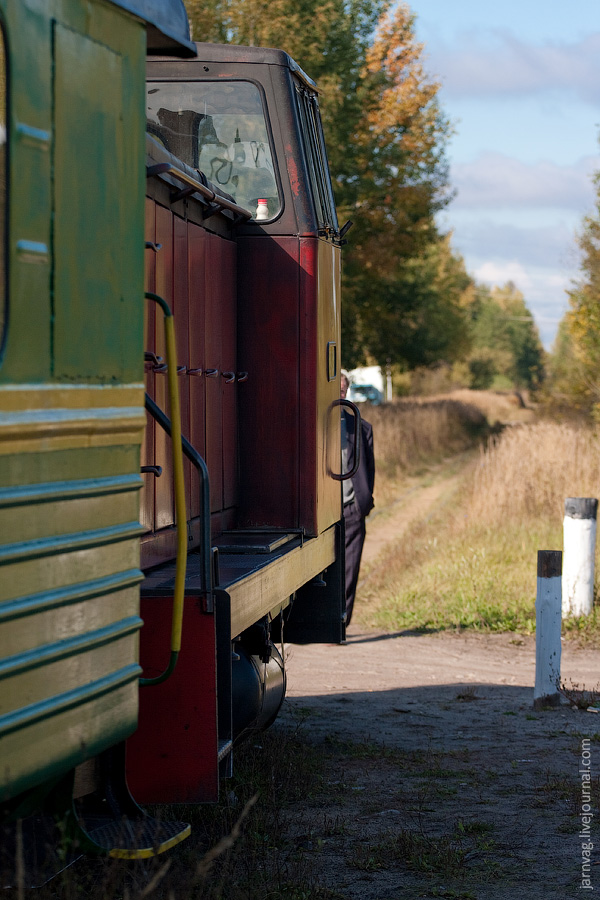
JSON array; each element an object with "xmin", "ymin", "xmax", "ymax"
[{"xmin": 406, "ymin": 0, "xmax": 600, "ymax": 348}]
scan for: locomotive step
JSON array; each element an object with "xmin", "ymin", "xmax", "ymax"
[
  {"xmin": 141, "ymin": 529, "xmax": 303, "ymax": 596},
  {"xmin": 73, "ymin": 743, "xmax": 191, "ymax": 858},
  {"xmin": 83, "ymin": 815, "xmax": 190, "ymax": 859},
  {"xmin": 215, "ymin": 530, "xmax": 296, "ymax": 554}
]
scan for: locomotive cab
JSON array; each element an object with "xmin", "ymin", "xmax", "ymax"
[{"xmin": 127, "ymin": 44, "xmax": 348, "ymax": 803}]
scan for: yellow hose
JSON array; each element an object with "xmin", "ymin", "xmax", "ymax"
[
  {"xmin": 140, "ymin": 292, "xmax": 187, "ymax": 684},
  {"xmin": 163, "ymin": 314, "xmax": 186, "ymax": 654}
]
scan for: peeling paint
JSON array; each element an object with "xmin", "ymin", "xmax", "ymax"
[{"xmin": 286, "ymin": 146, "xmax": 300, "ymax": 198}]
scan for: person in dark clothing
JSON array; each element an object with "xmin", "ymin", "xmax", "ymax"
[{"xmin": 341, "ymin": 372, "xmax": 375, "ymax": 626}]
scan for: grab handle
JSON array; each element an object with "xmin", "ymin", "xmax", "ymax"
[{"xmin": 331, "ymin": 398, "xmax": 361, "ymax": 482}]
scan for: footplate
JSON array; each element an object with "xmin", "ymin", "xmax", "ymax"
[{"xmin": 86, "ymin": 816, "xmax": 190, "ymax": 859}]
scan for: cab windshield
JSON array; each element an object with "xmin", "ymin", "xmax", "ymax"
[{"xmin": 146, "ymin": 80, "xmax": 280, "ymax": 220}]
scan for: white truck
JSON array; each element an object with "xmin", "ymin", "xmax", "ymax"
[{"xmin": 348, "ymin": 366, "xmax": 387, "ymax": 404}]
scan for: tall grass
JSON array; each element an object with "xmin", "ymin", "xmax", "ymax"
[
  {"xmin": 359, "ymin": 415, "xmax": 600, "ymax": 641},
  {"xmin": 468, "ymin": 421, "xmax": 600, "ymax": 525},
  {"xmin": 439, "ymin": 389, "xmax": 534, "ymax": 427},
  {"xmin": 369, "ymin": 398, "xmax": 488, "ymax": 467},
  {"xmin": 366, "ymin": 397, "xmax": 489, "ymax": 504},
  {"xmin": 366, "ymin": 390, "xmax": 536, "ymax": 505}
]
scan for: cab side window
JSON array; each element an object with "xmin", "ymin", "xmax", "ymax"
[
  {"xmin": 147, "ymin": 80, "xmax": 281, "ymax": 220},
  {"xmin": 295, "ymin": 87, "xmax": 338, "ymax": 234}
]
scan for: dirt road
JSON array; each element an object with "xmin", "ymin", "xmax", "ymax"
[{"xmin": 278, "ymin": 470, "xmax": 600, "ymax": 899}]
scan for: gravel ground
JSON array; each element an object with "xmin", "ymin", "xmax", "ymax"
[{"xmin": 276, "ymin": 626, "xmax": 600, "ymax": 897}]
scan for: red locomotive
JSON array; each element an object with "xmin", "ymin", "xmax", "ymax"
[{"xmin": 126, "ymin": 43, "xmax": 354, "ymax": 804}]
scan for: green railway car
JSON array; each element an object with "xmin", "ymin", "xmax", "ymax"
[{"xmin": 0, "ymin": 0, "xmax": 194, "ymax": 860}]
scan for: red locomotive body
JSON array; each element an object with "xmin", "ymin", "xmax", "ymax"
[{"xmin": 126, "ymin": 44, "xmax": 348, "ymax": 802}]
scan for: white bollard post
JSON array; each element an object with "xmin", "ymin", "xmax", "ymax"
[
  {"xmin": 562, "ymin": 498, "xmax": 598, "ymax": 617},
  {"xmin": 534, "ymin": 550, "xmax": 562, "ymax": 710}
]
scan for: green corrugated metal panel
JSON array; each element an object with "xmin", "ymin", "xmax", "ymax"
[
  {"xmin": 0, "ymin": 574, "xmax": 143, "ymax": 654},
  {"xmin": 0, "ymin": 444, "xmax": 141, "ymax": 488},
  {"xmin": 0, "ymin": 0, "xmax": 149, "ymax": 801},
  {"xmin": 0, "ymin": 474, "xmax": 142, "ymax": 542},
  {"xmin": 0, "ymin": 673, "xmax": 140, "ymax": 800}
]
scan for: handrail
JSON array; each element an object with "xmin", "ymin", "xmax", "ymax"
[
  {"xmin": 140, "ymin": 293, "xmax": 188, "ymax": 686},
  {"xmin": 144, "ymin": 393, "xmax": 213, "ymax": 611},
  {"xmin": 331, "ymin": 398, "xmax": 361, "ymax": 482},
  {"xmin": 146, "ymin": 162, "xmax": 252, "ymax": 221}
]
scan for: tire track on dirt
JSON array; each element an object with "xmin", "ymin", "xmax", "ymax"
[{"xmin": 359, "ymin": 456, "xmax": 470, "ymax": 587}]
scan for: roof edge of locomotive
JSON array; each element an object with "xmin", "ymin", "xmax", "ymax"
[
  {"xmin": 150, "ymin": 41, "xmax": 318, "ymax": 92},
  {"xmin": 110, "ymin": 0, "xmax": 197, "ymax": 57}
]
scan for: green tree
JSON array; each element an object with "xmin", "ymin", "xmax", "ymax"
[
  {"xmin": 337, "ymin": 4, "xmax": 457, "ymax": 366},
  {"xmin": 551, "ymin": 161, "xmax": 600, "ymax": 410},
  {"xmin": 184, "ymin": 0, "xmax": 462, "ymax": 371},
  {"xmin": 465, "ymin": 282, "xmax": 545, "ymax": 390},
  {"xmin": 546, "ymin": 316, "xmax": 588, "ymax": 407},
  {"xmin": 348, "ymin": 232, "xmax": 472, "ymax": 368}
]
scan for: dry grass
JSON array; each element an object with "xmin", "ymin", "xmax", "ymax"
[
  {"xmin": 6, "ymin": 727, "xmax": 340, "ymax": 900},
  {"xmin": 359, "ymin": 412, "xmax": 600, "ymax": 640},
  {"xmin": 366, "ymin": 396, "xmax": 490, "ymax": 505},
  {"xmin": 438, "ymin": 389, "xmax": 535, "ymax": 427},
  {"xmin": 365, "ymin": 389, "xmax": 534, "ymax": 507},
  {"xmin": 468, "ymin": 421, "xmax": 600, "ymax": 526}
]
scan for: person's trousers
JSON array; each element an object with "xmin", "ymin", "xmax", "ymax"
[{"xmin": 343, "ymin": 502, "xmax": 366, "ymax": 627}]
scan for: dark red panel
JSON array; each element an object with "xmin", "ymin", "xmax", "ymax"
[
  {"xmin": 205, "ymin": 232, "xmax": 223, "ymax": 514},
  {"xmin": 126, "ymin": 596, "xmax": 219, "ymax": 803},
  {"xmin": 221, "ymin": 239, "xmax": 238, "ymax": 511},
  {"xmin": 188, "ymin": 223, "xmax": 207, "ymax": 520},
  {"xmin": 173, "ymin": 215, "xmax": 191, "ymax": 519},
  {"xmin": 298, "ymin": 237, "xmax": 318, "ymax": 533},
  {"xmin": 236, "ymin": 236, "xmax": 301, "ymax": 528}
]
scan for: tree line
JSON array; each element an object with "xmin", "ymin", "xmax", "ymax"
[
  {"xmin": 545, "ymin": 161, "xmax": 600, "ymax": 416},
  {"xmin": 184, "ymin": 0, "xmax": 544, "ymax": 392}
]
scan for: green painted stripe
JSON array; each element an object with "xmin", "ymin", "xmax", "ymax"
[
  {"xmin": 0, "ymin": 569, "xmax": 144, "ymax": 623},
  {"xmin": 0, "ymin": 406, "xmax": 142, "ymax": 426},
  {"xmin": 0, "ymin": 474, "xmax": 143, "ymax": 508},
  {"xmin": 0, "ymin": 616, "xmax": 143, "ymax": 681},
  {"xmin": 0, "ymin": 521, "xmax": 145, "ymax": 565},
  {"xmin": 0, "ymin": 664, "xmax": 141, "ymax": 738}
]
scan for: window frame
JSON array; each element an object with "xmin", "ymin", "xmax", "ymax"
[
  {"xmin": 294, "ymin": 85, "xmax": 338, "ymax": 235},
  {"xmin": 145, "ymin": 76, "xmax": 284, "ymax": 223}
]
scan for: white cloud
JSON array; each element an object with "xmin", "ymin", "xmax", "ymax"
[
  {"xmin": 441, "ymin": 217, "xmax": 581, "ymax": 347},
  {"xmin": 473, "ymin": 259, "xmax": 569, "ymax": 347},
  {"xmin": 448, "ymin": 216, "xmax": 580, "ymax": 270},
  {"xmin": 451, "ymin": 153, "xmax": 597, "ymax": 211},
  {"xmin": 475, "ymin": 260, "xmax": 565, "ymax": 301},
  {"xmin": 429, "ymin": 31, "xmax": 600, "ymax": 103}
]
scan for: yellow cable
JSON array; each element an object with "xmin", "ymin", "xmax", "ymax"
[{"xmin": 163, "ymin": 314, "xmax": 186, "ymax": 654}]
